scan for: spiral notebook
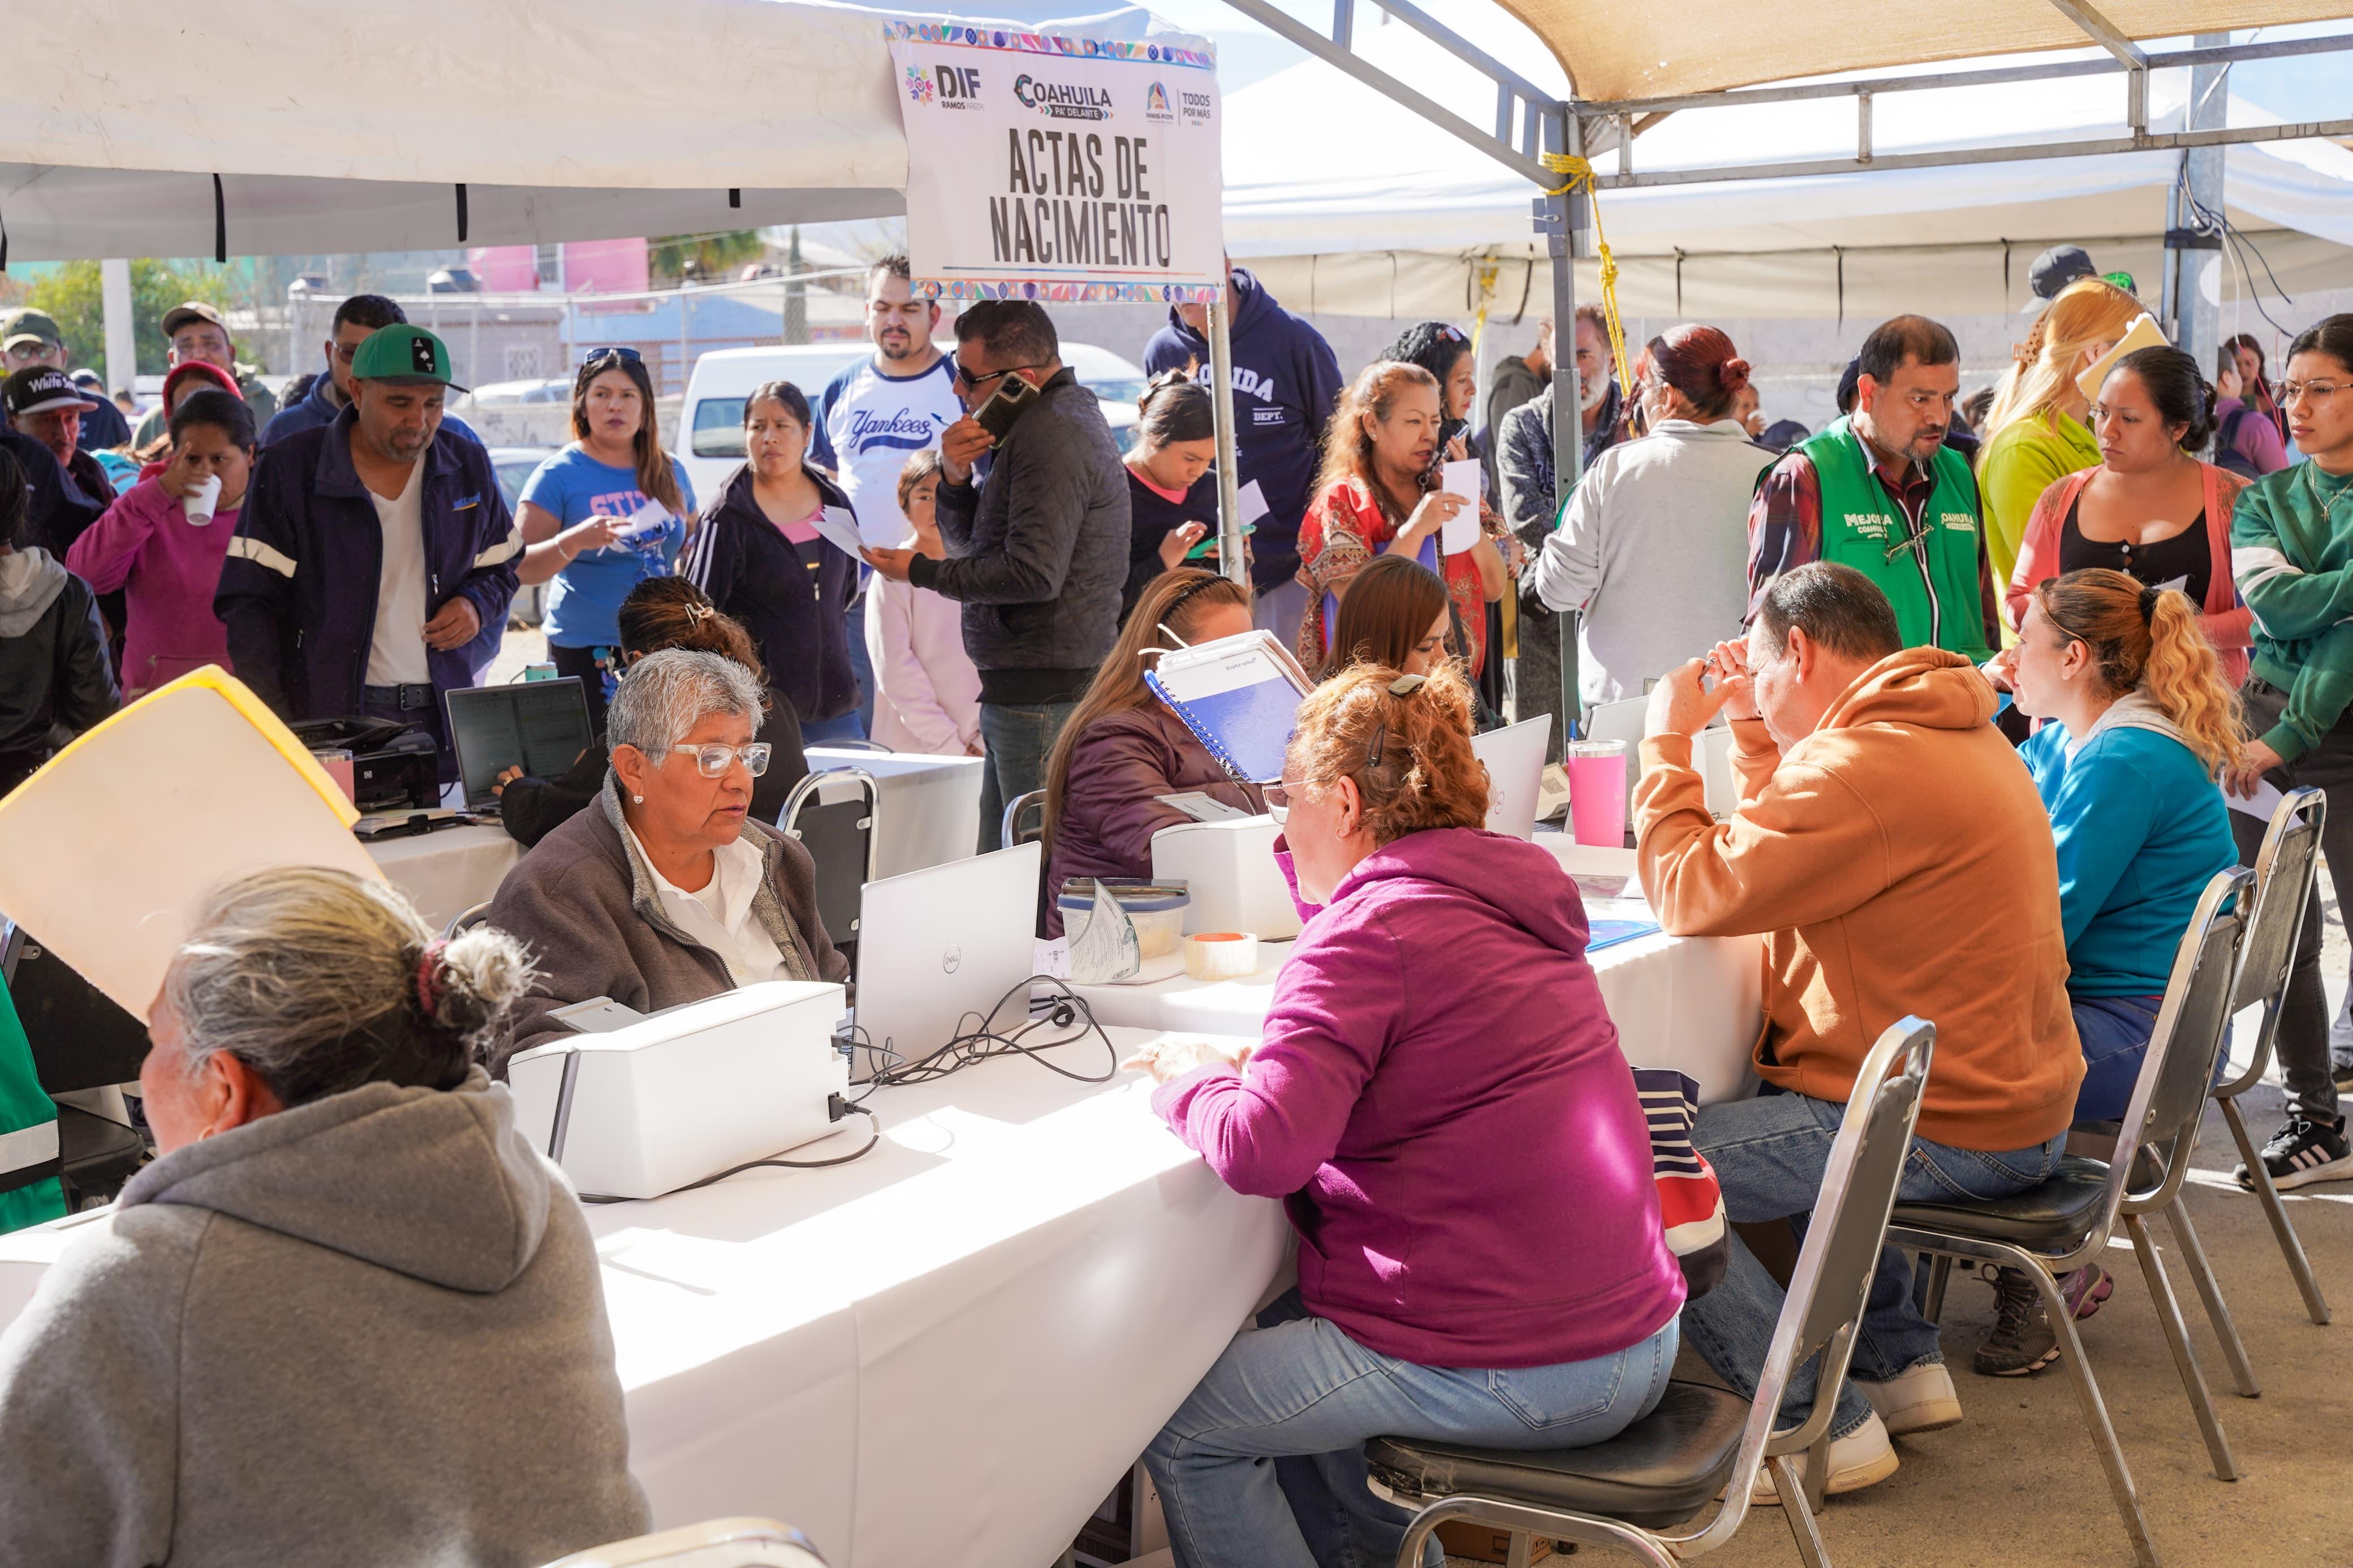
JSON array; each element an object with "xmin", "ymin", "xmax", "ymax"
[{"xmin": 1144, "ymin": 630, "xmax": 1316, "ymax": 787}]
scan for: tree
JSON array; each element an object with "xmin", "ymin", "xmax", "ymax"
[
  {"xmin": 648, "ymin": 230, "xmax": 766, "ymax": 287},
  {"xmin": 23, "ymin": 261, "xmax": 239, "ymax": 375}
]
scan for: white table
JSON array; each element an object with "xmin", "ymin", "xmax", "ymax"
[
  {"xmin": 1074, "ymin": 843, "xmax": 1764, "ymax": 1106},
  {"xmin": 365, "ymin": 823, "xmax": 521, "ymax": 933},
  {"xmin": 805, "ymin": 748, "xmax": 984, "ymax": 880},
  {"xmin": 0, "ymin": 1027, "xmax": 1289, "ymax": 1568}
]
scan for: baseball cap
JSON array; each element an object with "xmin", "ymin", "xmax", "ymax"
[
  {"xmin": 3, "ymin": 366, "xmax": 101, "ymax": 419},
  {"xmin": 160, "ymin": 300, "xmax": 230, "ymax": 338},
  {"xmin": 2028, "ymin": 245, "xmax": 2097, "ymax": 303},
  {"xmin": 348, "ymin": 323, "xmax": 467, "ymax": 391},
  {"xmin": 0, "ymin": 308, "xmax": 63, "ymax": 353},
  {"xmin": 68, "ymin": 369, "xmax": 102, "ymax": 390}
]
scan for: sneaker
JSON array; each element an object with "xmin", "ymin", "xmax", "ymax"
[
  {"xmin": 2059, "ymin": 1261, "xmax": 2114, "ymax": 1321},
  {"xmin": 1973, "ymin": 1266, "xmax": 2059, "ymax": 1377},
  {"xmin": 1854, "ymin": 1362, "xmax": 1962, "ymax": 1435},
  {"xmin": 2235, "ymin": 1114, "xmax": 2353, "ymax": 1192},
  {"xmin": 1748, "ymin": 1410, "xmax": 1900, "ymax": 1502}
]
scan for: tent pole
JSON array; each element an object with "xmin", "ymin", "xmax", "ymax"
[
  {"xmin": 2175, "ymin": 33, "xmax": 2227, "ymax": 378},
  {"xmin": 1208, "ymin": 291, "xmax": 1247, "ymax": 589},
  {"xmin": 1544, "ymin": 103, "xmax": 1586, "ymax": 737}
]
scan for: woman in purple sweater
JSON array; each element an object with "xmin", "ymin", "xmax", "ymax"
[{"xmin": 1128, "ymin": 662, "xmax": 1684, "ymax": 1568}]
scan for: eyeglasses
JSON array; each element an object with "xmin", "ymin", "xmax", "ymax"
[
  {"xmin": 2279, "ymin": 380, "xmax": 2348, "ymax": 404},
  {"xmin": 1264, "ymin": 777, "xmax": 1311, "ymax": 825},
  {"xmin": 952, "ymin": 360, "xmax": 1046, "ymax": 391},
  {"xmin": 659, "ymin": 742, "xmax": 771, "ymax": 778}
]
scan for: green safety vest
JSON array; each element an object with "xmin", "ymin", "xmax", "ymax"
[
  {"xmin": 1798, "ymin": 418, "xmax": 1992, "ymax": 662},
  {"xmin": 0, "ymin": 977, "xmax": 67, "ymax": 1234}
]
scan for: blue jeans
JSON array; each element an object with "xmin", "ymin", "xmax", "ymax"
[
  {"xmin": 1146, "ymin": 1289, "xmax": 1678, "ymax": 1568},
  {"xmin": 2073, "ymin": 995, "xmax": 2162, "ymax": 1124},
  {"xmin": 1683, "ymin": 1090, "xmax": 2066, "ymax": 1440},
  {"xmin": 976, "ymin": 699, "xmax": 1076, "ymax": 853},
  {"xmin": 801, "ymin": 709, "xmax": 868, "ymax": 745},
  {"xmin": 845, "ymin": 593, "xmax": 877, "ymax": 740}
]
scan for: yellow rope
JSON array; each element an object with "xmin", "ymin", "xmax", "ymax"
[{"xmin": 1539, "ymin": 152, "xmax": 1634, "ymax": 401}]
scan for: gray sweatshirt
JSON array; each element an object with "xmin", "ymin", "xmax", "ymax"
[
  {"xmin": 1532, "ymin": 418, "xmax": 1775, "ymax": 704},
  {"xmin": 0, "ymin": 1069, "xmax": 649, "ymax": 1567}
]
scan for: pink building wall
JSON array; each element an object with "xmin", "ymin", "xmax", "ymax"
[{"xmin": 466, "ymin": 237, "xmax": 650, "ymax": 293}]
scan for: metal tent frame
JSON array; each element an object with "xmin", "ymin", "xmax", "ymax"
[{"xmin": 1215, "ymin": 0, "xmax": 2353, "ymax": 720}]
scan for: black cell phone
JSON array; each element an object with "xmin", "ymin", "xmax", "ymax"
[{"xmin": 972, "ymin": 374, "xmax": 1041, "ymax": 441}]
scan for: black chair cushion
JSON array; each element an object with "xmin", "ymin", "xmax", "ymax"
[
  {"xmin": 1888, "ymin": 1154, "xmax": 2110, "ymax": 1247},
  {"xmin": 1364, "ymin": 1380, "xmax": 1748, "ymax": 1531}
]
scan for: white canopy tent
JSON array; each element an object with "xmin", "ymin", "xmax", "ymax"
[
  {"xmin": 0, "ymin": 0, "xmax": 1206, "ymax": 259},
  {"xmin": 1223, "ymin": 34, "xmax": 2353, "ymax": 320}
]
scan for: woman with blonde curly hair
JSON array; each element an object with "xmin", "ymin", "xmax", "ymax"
[
  {"xmin": 1127, "ymin": 660, "xmax": 1683, "ymax": 1567},
  {"xmin": 1977, "ymin": 277, "xmax": 2145, "ymax": 589}
]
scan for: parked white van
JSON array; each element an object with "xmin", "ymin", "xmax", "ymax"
[{"xmin": 677, "ymin": 340, "xmax": 1149, "ymax": 503}]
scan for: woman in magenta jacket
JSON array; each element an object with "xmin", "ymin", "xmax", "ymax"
[
  {"xmin": 1040, "ymin": 568, "xmax": 1265, "ymax": 935},
  {"xmin": 66, "ymin": 390, "xmax": 253, "ymax": 696},
  {"xmin": 1127, "ymin": 660, "xmax": 1684, "ymax": 1568}
]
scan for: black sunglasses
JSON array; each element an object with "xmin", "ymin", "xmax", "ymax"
[
  {"xmin": 953, "ymin": 360, "xmax": 1046, "ymax": 391},
  {"xmin": 581, "ymin": 345, "xmax": 645, "ymax": 370}
]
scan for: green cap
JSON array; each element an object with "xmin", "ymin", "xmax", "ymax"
[
  {"xmin": 349, "ymin": 323, "xmax": 466, "ymax": 391},
  {"xmin": 0, "ymin": 308, "xmax": 63, "ymax": 352}
]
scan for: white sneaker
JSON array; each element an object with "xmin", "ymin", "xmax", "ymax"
[
  {"xmin": 1749, "ymin": 1410, "xmax": 1901, "ymax": 1503},
  {"xmin": 1854, "ymin": 1362, "xmax": 1963, "ymax": 1435}
]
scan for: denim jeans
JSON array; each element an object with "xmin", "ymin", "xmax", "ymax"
[
  {"xmin": 976, "ymin": 699, "xmax": 1075, "ymax": 853},
  {"xmin": 1683, "ymin": 1090, "xmax": 2066, "ymax": 1440},
  {"xmin": 845, "ymin": 593, "xmax": 877, "ymax": 740},
  {"xmin": 1145, "ymin": 1289, "xmax": 1678, "ymax": 1568},
  {"xmin": 2072, "ymin": 995, "xmax": 2162, "ymax": 1124},
  {"xmin": 801, "ymin": 709, "xmax": 868, "ymax": 745}
]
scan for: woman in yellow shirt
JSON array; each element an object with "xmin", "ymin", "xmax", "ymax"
[{"xmin": 1977, "ymin": 278, "xmax": 2144, "ymax": 615}]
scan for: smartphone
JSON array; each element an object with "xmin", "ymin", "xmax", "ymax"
[
  {"xmin": 1184, "ymin": 521, "xmax": 1256, "ymax": 560},
  {"xmin": 972, "ymin": 374, "xmax": 1041, "ymax": 441}
]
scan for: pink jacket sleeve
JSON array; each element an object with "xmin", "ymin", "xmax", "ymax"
[
  {"xmin": 867, "ymin": 578, "xmax": 967, "ymax": 755},
  {"xmin": 63, "ymin": 487, "xmax": 161, "ymax": 594},
  {"xmin": 2003, "ymin": 472, "xmax": 2084, "ymax": 634}
]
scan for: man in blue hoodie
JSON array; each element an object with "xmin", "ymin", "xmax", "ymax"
[{"xmin": 1143, "ymin": 260, "xmax": 1343, "ymax": 646}]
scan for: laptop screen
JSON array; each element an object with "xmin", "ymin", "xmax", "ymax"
[{"xmin": 447, "ymin": 679, "xmax": 594, "ymax": 809}]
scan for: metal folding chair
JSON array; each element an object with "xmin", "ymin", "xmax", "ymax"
[
  {"xmin": 1366, "ymin": 1018, "xmax": 1938, "ymax": 1568},
  {"xmin": 443, "ymin": 900, "xmax": 494, "ymax": 941},
  {"xmin": 540, "ymin": 1515, "xmax": 828, "ymax": 1567},
  {"xmin": 1889, "ymin": 868, "xmax": 2251, "ymax": 1568},
  {"xmin": 809, "ymin": 737, "xmax": 892, "ymax": 754},
  {"xmin": 1001, "ymin": 788, "xmax": 1048, "ymax": 850},
  {"xmin": 779, "ymin": 767, "xmax": 880, "ymax": 964},
  {"xmin": 2213, "ymin": 785, "xmax": 2331, "ymax": 1325}
]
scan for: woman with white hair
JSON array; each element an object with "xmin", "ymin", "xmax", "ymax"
[
  {"xmin": 486, "ymin": 646, "xmax": 849, "ymax": 1072},
  {"xmin": 0, "ymin": 867, "xmax": 649, "ymax": 1565}
]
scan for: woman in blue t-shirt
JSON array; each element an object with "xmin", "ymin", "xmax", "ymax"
[{"xmin": 515, "ymin": 347, "xmax": 697, "ymax": 729}]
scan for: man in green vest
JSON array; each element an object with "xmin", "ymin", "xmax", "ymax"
[{"xmin": 1747, "ymin": 316, "xmax": 1998, "ymax": 663}]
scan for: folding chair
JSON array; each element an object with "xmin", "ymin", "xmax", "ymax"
[
  {"xmin": 1367, "ymin": 1017, "xmax": 1937, "ymax": 1568},
  {"xmin": 540, "ymin": 1515, "xmax": 828, "ymax": 1567},
  {"xmin": 2213, "ymin": 785, "xmax": 2331, "ymax": 1324},
  {"xmin": 444, "ymin": 900, "xmax": 494, "ymax": 940},
  {"xmin": 1001, "ymin": 788, "xmax": 1048, "ymax": 850},
  {"xmin": 1890, "ymin": 867, "xmax": 2250, "ymax": 1568},
  {"xmin": 779, "ymin": 767, "xmax": 879, "ymax": 965}
]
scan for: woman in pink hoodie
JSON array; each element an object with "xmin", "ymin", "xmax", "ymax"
[
  {"xmin": 67, "ymin": 389, "xmax": 252, "ymax": 696},
  {"xmin": 1130, "ymin": 661, "xmax": 1684, "ymax": 1568}
]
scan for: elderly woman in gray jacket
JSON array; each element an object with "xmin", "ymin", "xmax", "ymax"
[
  {"xmin": 486, "ymin": 647, "xmax": 849, "ymax": 1073},
  {"xmin": 0, "ymin": 866, "xmax": 648, "ymax": 1566}
]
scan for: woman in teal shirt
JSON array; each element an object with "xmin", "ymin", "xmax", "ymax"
[{"xmin": 1996, "ymin": 567, "xmax": 2240, "ymax": 1122}]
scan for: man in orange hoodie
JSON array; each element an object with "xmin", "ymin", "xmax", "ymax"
[{"xmin": 1636, "ymin": 562, "xmax": 2080, "ymax": 1500}]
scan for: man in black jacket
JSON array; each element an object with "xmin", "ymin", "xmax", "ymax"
[{"xmin": 863, "ymin": 299, "xmax": 1127, "ymax": 850}]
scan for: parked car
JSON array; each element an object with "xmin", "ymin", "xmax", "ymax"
[{"xmin": 490, "ymin": 445, "xmax": 557, "ymax": 627}]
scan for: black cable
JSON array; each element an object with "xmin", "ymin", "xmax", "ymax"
[
  {"xmin": 578, "ymin": 1109, "xmax": 882, "ymax": 1204},
  {"xmin": 847, "ymin": 975, "xmax": 1119, "ymax": 1104}
]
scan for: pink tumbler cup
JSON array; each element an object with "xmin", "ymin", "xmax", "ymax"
[{"xmin": 1565, "ymin": 740, "xmax": 1628, "ymax": 848}]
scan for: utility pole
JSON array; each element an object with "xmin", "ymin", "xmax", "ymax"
[{"xmin": 101, "ymin": 260, "xmax": 136, "ymax": 395}]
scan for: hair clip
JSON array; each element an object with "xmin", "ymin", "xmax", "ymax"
[{"xmin": 1387, "ymin": 672, "xmax": 1428, "ymax": 697}]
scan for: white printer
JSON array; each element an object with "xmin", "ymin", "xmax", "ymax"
[
  {"xmin": 507, "ymin": 980, "xmax": 850, "ymax": 1201},
  {"xmin": 1150, "ymin": 814, "xmax": 1302, "ymax": 940}
]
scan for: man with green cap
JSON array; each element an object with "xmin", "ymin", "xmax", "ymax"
[
  {"xmin": 217, "ymin": 324, "xmax": 519, "ymax": 775},
  {"xmin": 1, "ymin": 308, "xmax": 130, "ymax": 450}
]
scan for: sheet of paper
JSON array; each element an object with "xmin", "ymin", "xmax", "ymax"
[
  {"xmin": 2227, "ymin": 777, "xmax": 2286, "ymax": 821},
  {"xmin": 609, "ymin": 500, "xmax": 672, "ymax": 542},
  {"xmin": 1235, "ymin": 478, "xmax": 1270, "ymax": 524},
  {"xmin": 810, "ymin": 506, "xmax": 869, "ymax": 563},
  {"xmin": 1439, "ymin": 460, "xmax": 1482, "ymax": 555},
  {"xmin": 1032, "ymin": 936, "xmax": 1072, "ymax": 980}
]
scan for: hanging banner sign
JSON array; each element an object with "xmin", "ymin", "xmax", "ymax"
[{"xmin": 884, "ymin": 20, "xmax": 1223, "ymax": 304}]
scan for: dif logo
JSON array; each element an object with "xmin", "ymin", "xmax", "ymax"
[{"xmin": 913, "ymin": 62, "xmax": 983, "ymax": 110}]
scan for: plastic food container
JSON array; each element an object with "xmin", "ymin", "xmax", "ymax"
[{"xmin": 1058, "ymin": 879, "xmax": 1191, "ymax": 959}]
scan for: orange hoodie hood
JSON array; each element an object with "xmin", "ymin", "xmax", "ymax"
[{"xmin": 1811, "ymin": 646, "xmax": 1996, "ymax": 738}]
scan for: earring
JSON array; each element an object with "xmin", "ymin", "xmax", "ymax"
[{"xmin": 632, "ymin": 794, "xmax": 644, "ymax": 804}]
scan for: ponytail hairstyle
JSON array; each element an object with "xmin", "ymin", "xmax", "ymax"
[
  {"xmin": 615, "ymin": 575, "xmax": 769, "ymax": 687},
  {"xmin": 571, "ymin": 347, "xmax": 686, "ymax": 519},
  {"xmin": 1284, "ymin": 659, "xmax": 1486, "ymax": 846},
  {"xmin": 1645, "ymin": 323, "xmax": 1751, "ymax": 422},
  {"xmin": 2032, "ymin": 568, "xmax": 2246, "ymax": 775},
  {"xmin": 1041, "ymin": 568, "xmax": 1251, "ymax": 852},
  {"xmin": 164, "ymin": 867, "xmax": 531, "ymax": 1104},
  {"xmin": 1312, "ymin": 359, "xmax": 1440, "ymax": 504},
  {"xmin": 2285, "ymin": 313, "xmax": 2353, "ymax": 379},
  {"xmin": 2101, "ymin": 345, "xmax": 2216, "ymax": 451},
  {"xmin": 1135, "ymin": 369, "xmax": 1214, "ymax": 451},
  {"xmin": 1983, "ymin": 277, "xmax": 2141, "ymax": 448}
]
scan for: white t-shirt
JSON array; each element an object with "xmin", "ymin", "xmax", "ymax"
[
  {"xmin": 364, "ymin": 459, "xmax": 432, "ymax": 685},
  {"xmin": 809, "ymin": 354, "xmax": 962, "ymax": 549},
  {"xmin": 623, "ymin": 819, "xmax": 791, "ymax": 988}
]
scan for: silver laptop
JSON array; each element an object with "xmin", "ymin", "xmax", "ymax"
[
  {"xmin": 851, "ymin": 841, "xmax": 1041, "ymax": 1069},
  {"xmin": 1580, "ymin": 695, "xmax": 1738, "ymax": 820},
  {"xmin": 1471, "ymin": 712, "xmax": 1552, "ymax": 840}
]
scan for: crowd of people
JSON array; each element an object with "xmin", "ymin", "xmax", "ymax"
[{"xmin": 3, "ymin": 239, "xmax": 2353, "ymax": 1566}]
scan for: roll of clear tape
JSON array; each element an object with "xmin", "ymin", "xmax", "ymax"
[{"xmin": 1183, "ymin": 931, "xmax": 1259, "ymax": 982}]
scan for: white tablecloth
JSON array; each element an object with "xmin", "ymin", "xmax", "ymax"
[
  {"xmin": 1072, "ymin": 843, "xmax": 1764, "ymax": 1105},
  {"xmin": 364, "ymin": 823, "xmax": 522, "ymax": 934},
  {"xmin": 0, "ymin": 1027, "xmax": 1286, "ymax": 1567},
  {"xmin": 805, "ymin": 749, "xmax": 982, "ymax": 881}
]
